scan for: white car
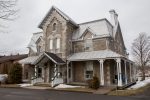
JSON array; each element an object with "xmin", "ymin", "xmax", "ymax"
[{"xmin": 0, "ymin": 74, "xmax": 8, "ymax": 84}]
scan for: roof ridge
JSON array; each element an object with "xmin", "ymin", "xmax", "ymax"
[{"xmin": 78, "ymin": 18, "xmax": 106, "ymax": 25}]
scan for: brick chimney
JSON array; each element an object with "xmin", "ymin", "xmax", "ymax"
[{"xmin": 109, "ymin": 9, "xmax": 118, "ymax": 26}]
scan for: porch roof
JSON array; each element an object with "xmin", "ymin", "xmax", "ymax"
[
  {"xmin": 18, "ymin": 56, "xmax": 39, "ymax": 65},
  {"xmin": 33, "ymin": 52, "xmax": 65, "ymax": 65},
  {"xmin": 68, "ymin": 50, "xmax": 125, "ymax": 61}
]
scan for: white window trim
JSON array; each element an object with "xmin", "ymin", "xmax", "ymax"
[
  {"xmin": 56, "ymin": 38, "xmax": 60, "ymax": 49},
  {"xmin": 50, "ymin": 39, "xmax": 53, "ymax": 50},
  {"xmin": 85, "ymin": 61, "xmax": 93, "ymax": 80}
]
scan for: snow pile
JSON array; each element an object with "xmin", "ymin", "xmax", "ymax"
[
  {"xmin": 128, "ymin": 78, "xmax": 150, "ymax": 89},
  {"xmin": 54, "ymin": 84, "xmax": 82, "ymax": 89},
  {"xmin": 18, "ymin": 83, "xmax": 33, "ymax": 87}
]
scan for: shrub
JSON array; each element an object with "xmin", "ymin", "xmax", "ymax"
[
  {"xmin": 87, "ymin": 75, "xmax": 100, "ymax": 90},
  {"xmin": 8, "ymin": 63, "xmax": 22, "ymax": 84}
]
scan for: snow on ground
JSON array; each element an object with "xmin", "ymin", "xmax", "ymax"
[
  {"xmin": 54, "ymin": 84, "xmax": 82, "ymax": 89},
  {"xmin": 128, "ymin": 77, "xmax": 150, "ymax": 89},
  {"xmin": 18, "ymin": 83, "xmax": 33, "ymax": 87}
]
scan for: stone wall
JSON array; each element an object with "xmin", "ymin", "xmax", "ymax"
[
  {"xmin": 72, "ymin": 38, "xmax": 107, "ymax": 53},
  {"xmin": 22, "ymin": 64, "xmax": 34, "ymax": 82},
  {"xmin": 73, "ymin": 61, "xmax": 85, "ymax": 82}
]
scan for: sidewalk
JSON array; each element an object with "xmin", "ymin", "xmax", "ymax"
[{"xmin": 22, "ymin": 86, "xmax": 52, "ymax": 90}]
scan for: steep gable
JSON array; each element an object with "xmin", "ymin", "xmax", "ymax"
[
  {"xmin": 39, "ymin": 6, "xmax": 78, "ymax": 29},
  {"xmin": 80, "ymin": 28, "xmax": 95, "ymax": 39},
  {"xmin": 114, "ymin": 23, "xmax": 126, "ymax": 50}
]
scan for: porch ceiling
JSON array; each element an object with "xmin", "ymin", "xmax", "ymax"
[{"xmin": 68, "ymin": 50, "xmax": 125, "ymax": 61}]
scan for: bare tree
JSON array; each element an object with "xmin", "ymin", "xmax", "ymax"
[
  {"xmin": 0, "ymin": 0, "xmax": 18, "ymax": 21},
  {"xmin": 132, "ymin": 33, "xmax": 150, "ymax": 80}
]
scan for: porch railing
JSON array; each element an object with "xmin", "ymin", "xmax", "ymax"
[
  {"xmin": 51, "ymin": 78, "xmax": 63, "ymax": 87},
  {"xmin": 31, "ymin": 77, "xmax": 44, "ymax": 84}
]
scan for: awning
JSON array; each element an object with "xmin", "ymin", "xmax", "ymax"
[
  {"xmin": 68, "ymin": 50, "xmax": 125, "ymax": 61},
  {"xmin": 33, "ymin": 52, "xmax": 65, "ymax": 65}
]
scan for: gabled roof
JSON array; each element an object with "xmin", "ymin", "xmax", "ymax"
[
  {"xmin": 68, "ymin": 50, "xmax": 124, "ymax": 61},
  {"xmin": 27, "ymin": 32, "xmax": 43, "ymax": 52},
  {"xmin": 0, "ymin": 54, "xmax": 28, "ymax": 63},
  {"xmin": 39, "ymin": 6, "xmax": 78, "ymax": 29},
  {"xmin": 72, "ymin": 19, "xmax": 113, "ymax": 40},
  {"xmin": 79, "ymin": 27, "xmax": 96, "ymax": 39},
  {"xmin": 19, "ymin": 56, "xmax": 39, "ymax": 65},
  {"xmin": 34, "ymin": 52, "xmax": 65, "ymax": 65}
]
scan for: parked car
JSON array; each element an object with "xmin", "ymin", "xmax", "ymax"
[{"xmin": 0, "ymin": 74, "xmax": 8, "ymax": 84}]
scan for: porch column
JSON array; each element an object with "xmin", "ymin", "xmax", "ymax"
[
  {"xmin": 124, "ymin": 60, "xmax": 128, "ymax": 84},
  {"xmin": 67, "ymin": 61, "xmax": 70, "ymax": 84},
  {"xmin": 99, "ymin": 59, "xmax": 104, "ymax": 86},
  {"xmin": 71, "ymin": 62, "xmax": 73, "ymax": 82},
  {"xmin": 35, "ymin": 65, "xmax": 37, "ymax": 77},
  {"xmin": 117, "ymin": 58, "xmax": 122, "ymax": 87},
  {"xmin": 54, "ymin": 64, "xmax": 57, "ymax": 78}
]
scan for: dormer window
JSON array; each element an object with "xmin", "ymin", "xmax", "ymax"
[{"xmin": 53, "ymin": 23, "xmax": 56, "ymax": 31}]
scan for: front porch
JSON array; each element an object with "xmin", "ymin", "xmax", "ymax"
[
  {"xmin": 32, "ymin": 52, "xmax": 66, "ymax": 87},
  {"xmin": 67, "ymin": 50, "xmax": 136, "ymax": 87}
]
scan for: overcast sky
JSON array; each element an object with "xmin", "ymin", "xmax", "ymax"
[{"xmin": 0, "ymin": 0, "xmax": 150, "ymax": 58}]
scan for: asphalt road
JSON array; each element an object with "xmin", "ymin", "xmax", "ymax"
[{"xmin": 0, "ymin": 88, "xmax": 149, "ymax": 100}]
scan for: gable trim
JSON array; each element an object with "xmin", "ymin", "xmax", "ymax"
[
  {"xmin": 38, "ymin": 6, "xmax": 78, "ymax": 29},
  {"xmin": 80, "ymin": 27, "xmax": 96, "ymax": 39}
]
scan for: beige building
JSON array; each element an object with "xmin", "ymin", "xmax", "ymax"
[{"xmin": 20, "ymin": 6, "xmax": 136, "ymax": 87}]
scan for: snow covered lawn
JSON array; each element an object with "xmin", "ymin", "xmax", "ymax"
[
  {"xmin": 18, "ymin": 83, "xmax": 33, "ymax": 87},
  {"xmin": 128, "ymin": 77, "xmax": 150, "ymax": 89},
  {"xmin": 54, "ymin": 84, "xmax": 82, "ymax": 89}
]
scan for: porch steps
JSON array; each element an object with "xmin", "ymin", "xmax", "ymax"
[
  {"xmin": 118, "ymin": 82, "xmax": 136, "ymax": 90},
  {"xmin": 94, "ymin": 86, "xmax": 117, "ymax": 95}
]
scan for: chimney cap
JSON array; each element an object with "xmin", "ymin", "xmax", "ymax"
[
  {"xmin": 109, "ymin": 9, "xmax": 118, "ymax": 16},
  {"xmin": 109, "ymin": 9, "xmax": 116, "ymax": 13}
]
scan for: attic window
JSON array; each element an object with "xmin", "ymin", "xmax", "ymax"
[{"xmin": 53, "ymin": 23, "xmax": 56, "ymax": 31}]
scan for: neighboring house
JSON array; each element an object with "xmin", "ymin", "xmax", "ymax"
[
  {"xmin": 20, "ymin": 6, "xmax": 136, "ymax": 87},
  {"xmin": 19, "ymin": 32, "xmax": 43, "ymax": 82},
  {"xmin": 0, "ymin": 54, "xmax": 28, "ymax": 75}
]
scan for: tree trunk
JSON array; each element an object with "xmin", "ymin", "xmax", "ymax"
[{"xmin": 141, "ymin": 66, "xmax": 145, "ymax": 80}]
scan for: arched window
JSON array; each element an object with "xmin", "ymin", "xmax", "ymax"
[
  {"xmin": 53, "ymin": 23, "xmax": 56, "ymax": 31},
  {"xmin": 49, "ymin": 39, "xmax": 53, "ymax": 50},
  {"xmin": 56, "ymin": 38, "xmax": 60, "ymax": 49}
]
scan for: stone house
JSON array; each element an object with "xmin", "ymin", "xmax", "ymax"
[{"xmin": 20, "ymin": 6, "xmax": 136, "ymax": 87}]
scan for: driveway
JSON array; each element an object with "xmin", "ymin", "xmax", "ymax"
[{"xmin": 0, "ymin": 88, "xmax": 149, "ymax": 100}]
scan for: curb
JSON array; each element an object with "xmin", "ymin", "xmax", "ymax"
[{"xmin": 46, "ymin": 88, "xmax": 94, "ymax": 93}]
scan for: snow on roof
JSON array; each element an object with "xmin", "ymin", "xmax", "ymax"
[
  {"xmin": 27, "ymin": 32, "xmax": 43, "ymax": 52},
  {"xmin": 68, "ymin": 50, "xmax": 124, "ymax": 61},
  {"xmin": 19, "ymin": 56, "xmax": 39, "ymax": 65},
  {"xmin": 72, "ymin": 19, "xmax": 113, "ymax": 40}
]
